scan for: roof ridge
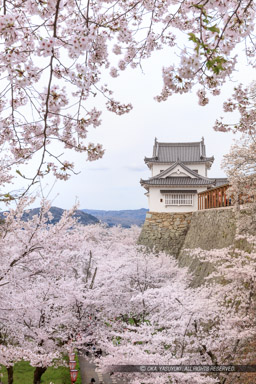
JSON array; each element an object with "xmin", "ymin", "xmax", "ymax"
[
  {"xmin": 157, "ymin": 142, "xmax": 201, "ymax": 146},
  {"xmin": 145, "ymin": 139, "xmax": 214, "ymax": 165}
]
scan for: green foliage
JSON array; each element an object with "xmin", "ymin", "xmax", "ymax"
[
  {"xmin": 127, "ymin": 318, "xmax": 136, "ymax": 326},
  {"xmin": 193, "ymin": 4, "xmax": 204, "ymax": 10},
  {"xmin": 113, "ymin": 336, "xmax": 122, "ymax": 346},
  {"xmin": 207, "ymin": 25, "xmax": 220, "ymax": 34},
  {"xmin": 206, "ymin": 56, "xmax": 227, "ymax": 74},
  {"xmin": 188, "ymin": 32, "xmax": 201, "ymax": 54},
  {"xmin": 0, "ymin": 357, "xmax": 82, "ymax": 384},
  {"xmin": 192, "ymin": 3, "xmax": 207, "ymax": 17},
  {"xmin": 188, "ymin": 6, "xmax": 225, "ymax": 75},
  {"xmin": 104, "ymin": 321, "xmax": 111, "ymax": 327},
  {"xmin": 117, "ymin": 313, "xmax": 151, "ymax": 327},
  {"xmin": 0, "ymin": 192, "xmax": 15, "ymax": 203}
]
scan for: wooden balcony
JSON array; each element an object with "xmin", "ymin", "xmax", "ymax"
[{"xmin": 198, "ymin": 184, "xmax": 232, "ymax": 210}]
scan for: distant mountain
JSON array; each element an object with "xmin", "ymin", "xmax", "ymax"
[
  {"xmin": 18, "ymin": 206, "xmax": 99, "ymax": 226},
  {"xmin": 82, "ymin": 208, "xmax": 148, "ymax": 228},
  {"xmin": 1, "ymin": 207, "xmax": 147, "ymax": 227}
]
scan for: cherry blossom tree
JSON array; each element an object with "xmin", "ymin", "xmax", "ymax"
[
  {"xmin": 1, "ymin": 207, "xmax": 256, "ymax": 384},
  {"xmin": 2, "ymin": 3, "xmax": 256, "ymax": 383},
  {"xmin": 222, "ymin": 134, "xmax": 256, "ymax": 218},
  {"xmin": 216, "ymin": 82, "xmax": 256, "ymax": 231},
  {"xmin": 91, "ymin": 233, "xmax": 256, "ymax": 384},
  {"xmin": 214, "ymin": 83, "xmax": 256, "ymax": 135},
  {"xmin": 0, "ymin": 0, "xmax": 255, "ymax": 197},
  {"xmin": 65, "ymin": 226, "xmax": 256, "ymax": 384},
  {"xmin": 186, "ymin": 236, "xmax": 256, "ymax": 384},
  {"xmin": 0, "ymin": 199, "xmax": 97, "ymax": 383}
]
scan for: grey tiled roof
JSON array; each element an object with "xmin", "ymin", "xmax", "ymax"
[
  {"xmin": 151, "ymin": 161, "xmax": 210, "ymax": 181},
  {"xmin": 141, "ymin": 177, "xmax": 215, "ymax": 186},
  {"xmin": 145, "ymin": 138, "xmax": 214, "ymax": 164},
  {"xmin": 215, "ymin": 178, "xmax": 228, "ymax": 187}
]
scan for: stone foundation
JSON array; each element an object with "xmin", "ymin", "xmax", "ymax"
[
  {"xmin": 138, "ymin": 207, "xmax": 237, "ymax": 287},
  {"xmin": 137, "ymin": 211, "xmax": 192, "ymax": 257}
]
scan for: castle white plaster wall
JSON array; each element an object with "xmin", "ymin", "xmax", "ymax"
[
  {"xmin": 151, "ymin": 163, "xmax": 208, "ymax": 177},
  {"xmin": 149, "ymin": 186, "xmax": 207, "ymax": 212}
]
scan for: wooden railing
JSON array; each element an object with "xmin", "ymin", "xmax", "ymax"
[{"xmin": 198, "ymin": 184, "xmax": 232, "ymax": 210}]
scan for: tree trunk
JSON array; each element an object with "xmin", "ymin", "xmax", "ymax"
[
  {"xmin": 33, "ymin": 367, "xmax": 47, "ymax": 384},
  {"xmin": 7, "ymin": 366, "xmax": 13, "ymax": 384}
]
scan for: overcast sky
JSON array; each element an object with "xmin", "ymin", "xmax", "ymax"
[{"xmin": 10, "ymin": 46, "xmax": 253, "ymax": 211}]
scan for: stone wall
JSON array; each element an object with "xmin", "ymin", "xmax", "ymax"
[
  {"xmin": 138, "ymin": 207, "xmax": 237, "ymax": 287},
  {"xmin": 178, "ymin": 207, "xmax": 236, "ymax": 287},
  {"xmin": 137, "ymin": 211, "xmax": 192, "ymax": 257},
  {"xmin": 179, "ymin": 206, "xmax": 236, "ymax": 251}
]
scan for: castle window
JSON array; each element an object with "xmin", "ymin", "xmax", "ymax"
[{"xmin": 165, "ymin": 193, "xmax": 193, "ymax": 206}]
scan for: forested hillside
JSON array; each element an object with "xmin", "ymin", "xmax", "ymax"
[
  {"xmin": 1, "ymin": 207, "xmax": 99, "ymax": 226},
  {"xmin": 82, "ymin": 208, "xmax": 148, "ymax": 227}
]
